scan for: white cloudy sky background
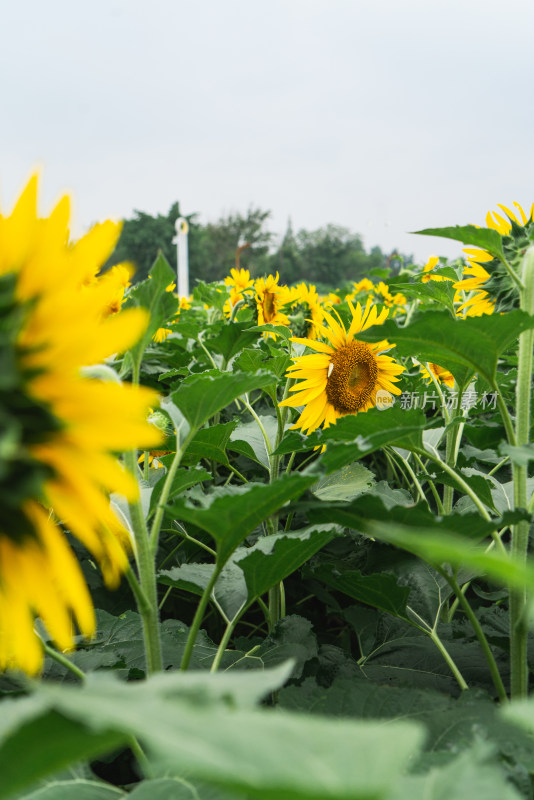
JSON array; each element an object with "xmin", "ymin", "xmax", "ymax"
[{"xmin": 1, "ymin": 0, "xmax": 533, "ymax": 266}]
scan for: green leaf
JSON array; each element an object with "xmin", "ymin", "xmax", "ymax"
[
  {"xmin": 498, "ymin": 442, "xmax": 534, "ymax": 468},
  {"xmin": 311, "ymin": 565, "xmax": 411, "ymax": 619},
  {"xmin": 193, "ymin": 281, "xmax": 229, "ymax": 312},
  {"xmin": 158, "ymin": 561, "xmax": 248, "ymax": 620},
  {"xmin": 18, "ymin": 671, "xmax": 424, "ymax": 800},
  {"xmin": 167, "ymin": 474, "xmax": 316, "ymax": 564},
  {"xmin": 127, "ymin": 779, "xmax": 238, "ymax": 800},
  {"xmin": 391, "ymin": 746, "xmax": 523, "ymax": 800},
  {"xmin": 390, "ymin": 279, "xmax": 457, "ymax": 314},
  {"xmin": 78, "ymin": 610, "xmax": 217, "ymax": 673},
  {"xmin": 275, "ymin": 407, "xmax": 431, "ymax": 473},
  {"xmin": 357, "ymin": 310, "xmax": 534, "ymax": 385},
  {"xmin": 208, "ymin": 322, "xmax": 261, "ymax": 362},
  {"xmin": 17, "ymin": 781, "xmax": 125, "ymax": 799},
  {"xmin": 413, "ymin": 224, "xmax": 506, "ymax": 261},
  {"xmin": 170, "ymin": 370, "xmax": 276, "ymax": 430},
  {"xmin": 366, "ymin": 480, "xmax": 413, "ymax": 508},
  {"xmin": 148, "ymin": 466, "xmax": 211, "ymax": 519},
  {"xmin": 430, "ymin": 467, "xmax": 497, "ymax": 513},
  {"xmin": 234, "ymin": 523, "xmax": 341, "ymax": 602},
  {"xmin": 254, "ymin": 616, "xmax": 318, "ymax": 680},
  {"xmin": 310, "ymin": 497, "xmax": 534, "ymax": 591},
  {"xmin": 0, "ymin": 698, "xmax": 126, "ymax": 800},
  {"xmin": 181, "ymin": 421, "xmax": 237, "ymax": 467},
  {"xmin": 247, "ymin": 324, "xmax": 292, "ymax": 341},
  {"xmin": 123, "ymin": 252, "xmax": 178, "ymax": 366},
  {"xmin": 229, "ymin": 415, "xmax": 279, "ymax": 470},
  {"xmin": 234, "ymin": 348, "xmax": 292, "ymax": 378},
  {"xmin": 312, "ymin": 463, "xmax": 375, "ymax": 502}
]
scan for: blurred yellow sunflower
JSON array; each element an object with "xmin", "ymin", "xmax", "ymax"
[
  {"xmin": 421, "ymin": 255, "xmax": 452, "ymax": 284},
  {"xmin": 0, "ymin": 175, "xmax": 162, "ymax": 674},
  {"xmin": 455, "ymin": 201, "xmax": 534, "ymax": 316},
  {"xmin": 420, "ymin": 362, "xmax": 455, "ymax": 389},
  {"xmin": 279, "ymin": 299, "xmax": 405, "ymax": 434},
  {"xmin": 289, "ymin": 282, "xmax": 324, "ymax": 339},
  {"xmin": 224, "ymin": 267, "xmax": 254, "ymax": 295},
  {"xmin": 255, "ymin": 273, "xmax": 293, "ymax": 327}
]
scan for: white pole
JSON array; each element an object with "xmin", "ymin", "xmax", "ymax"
[{"xmin": 173, "ymin": 217, "xmax": 189, "ymax": 297}]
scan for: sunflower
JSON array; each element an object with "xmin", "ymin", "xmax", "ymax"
[
  {"xmin": 419, "ymin": 362, "xmax": 455, "ymax": 389},
  {"xmin": 0, "ymin": 175, "xmax": 162, "ymax": 673},
  {"xmin": 224, "ymin": 267, "xmax": 254, "ymax": 295},
  {"xmin": 421, "ymin": 255, "xmax": 453, "ymax": 284},
  {"xmin": 288, "ymin": 282, "xmax": 324, "ymax": 339},
  {"xmin": 454, "ymin": 201, "xmax": 534, "ymax": 316},
  {"xmin": 254, "ymin": 273, "xmax": 293, "ymax": 328},
  {"xmin": 279, "ymin": 299, "xmax": 405, "ymax": 435}
]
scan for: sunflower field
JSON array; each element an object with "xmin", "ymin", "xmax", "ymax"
[{"xmin": 3, "ymin": 178, "xmax": 534, "ymax": 799}]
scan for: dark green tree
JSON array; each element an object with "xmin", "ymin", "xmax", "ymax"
[
  {"xmin": 102, "ymin": 204, "xmax": 273, "ymax": 285},
  {"xmin": 269, "ymin": 223, "xmax": 386, "ymax": 288}
]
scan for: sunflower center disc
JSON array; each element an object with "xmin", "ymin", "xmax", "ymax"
[
  {"xmin": 326, "ymin": 340, "xmax": 379, "ymax": 413},
  {"xmin": 263, "ymin": 291, "xmax": 276, "ymax": 322}
]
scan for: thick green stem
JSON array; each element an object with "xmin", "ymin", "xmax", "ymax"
[
  {"xmin": 406, "ymin": 606, "xmax": 468, "ymax": 691},
  {"xmin": 509, "ymin": 246, "xmax": 534, "ymax": 699},
  {"xmin": 427, "ymin": 628, "xmax": 469, "ymax": 691},
  {"xmin": 124, "ymin": 450, "xmax": 163, "ymax": 675}
]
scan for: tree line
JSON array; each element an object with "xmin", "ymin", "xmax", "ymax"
[{"xmin": 103, "ymin": 202, "xmax": 404, "ymax": 289}]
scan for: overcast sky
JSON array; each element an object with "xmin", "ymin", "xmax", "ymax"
[{"xmin": 1, "ymin": 0, "xmax": 533, "ymax": 267}]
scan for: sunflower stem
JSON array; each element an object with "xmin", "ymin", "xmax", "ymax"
[
  {"xmin": 509, "ymin": 246, "xmax": 534, "ymax": 699},
  {"xmin": 38, "ymin": 637, "xmax": 86, "ymax": 682},
  {"xmin": 124, "ymin": 449, "xmax": 163, "ymax": 675},
  {"xmin": 149, "ymin": 429, "xmax": 195, "ymax": 555},
  {"xmin": 180, "ymin": 562, "xmax": 223, "ymax": 671},
  {"xmin": 438, "ymin": 569, "xmax": 507, "ymax": 702},
  {"xmin": 422, "ymin": 449, "xmax": 493, "ymax": 521}
]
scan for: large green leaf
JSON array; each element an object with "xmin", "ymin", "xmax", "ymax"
[
  {"xmin": 275, "ymin": 407, "xmax": 430, "ymax": 472},
  {"xmin": 229, "ymin": 415, "xmax": 279, "ymax": 470},
  {"xmin": 0, "ymin": 696, "xmax": 126, "ymax": 800},
  {"xmin": 167, "ymin": 474, "xmax": 316, "ymax": 564},
  {"xmin": 148, "ymin": 466, "xmax": 211, "ymax": 518},
  {"xmin": 311, "ymin": 463, "xmax": 375, "ymax": 502},
  {"xmin": 123, "ymin": 252, "xmax": 178, "ymax": 366},
  {"xmin": 193, "ymin": 281, "xmax": 229, "ymax": 313},
  {"xmin": 181, "ymin": 421, "xmax": 237, "ymax": 467},
  {"xmin": 158, "ymin": 561, "xmax": 248, "ymax": 620},
  {"xmin": 207, "ymin": 322, "xmax": 261, "ymax": 362},
  {"xmin": 390, "ymin": 279, "xmax": 457, "ymax": 314},
  {"xmin": 127, "ymin": 779, "xmax": 238, "ymax": 800},
  {"xmin": 356, "ymin": 310, "xmax": 534, "ymax": 385},
  {"xmin": 234, "ymin": 524, "xmax": 341, "ymax": 602},
  {"xmin": 170, "ymin": 370, "xmax": 276, "ymax": 430},
  {"xmin": 311, "ymin": 565, "xmax": 411, "ymax": 619},
  {"xmin": 18, "ymin": 781, "xmax": 125, "ymax": 799},
  {"xmin": 413, "ymin": 224, "xmax": 506, "ymax": 261},
  {"xmin": 310, "ymin": 497, "xmax": 534, "ymax": 591},
  {"xmin": 20, "ymin": 671, "xmax": 424, "ymax": 800}
]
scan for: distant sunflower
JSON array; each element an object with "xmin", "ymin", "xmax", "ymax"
[
  {"xmin": 455, "ymin": 201, "xmax": 534, "ymax": 316},
  {"xmin": 255, "ymin": 273, "xmax": 293, "ymax": 328},
  {"xmin": 419, "ymin": 362, "xmax": 455, "ymax": 389},
  {"xmin": 279, "ymin": 300, "xmax": 405, "ymax": 434},
  {"xmin": 0, "ymin": 175, "xmax": 162, "ymax": 674},
  {"xmin": 421, "ymin": 255, "xmax": 453, "ymax": 284},
  {"xmin": 288, "ymin": 282, "xmax": 324, "ymax": 339},
  {"xmin": 224, "ymin": 267, "xmax": 254, "ymax": 295}
]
